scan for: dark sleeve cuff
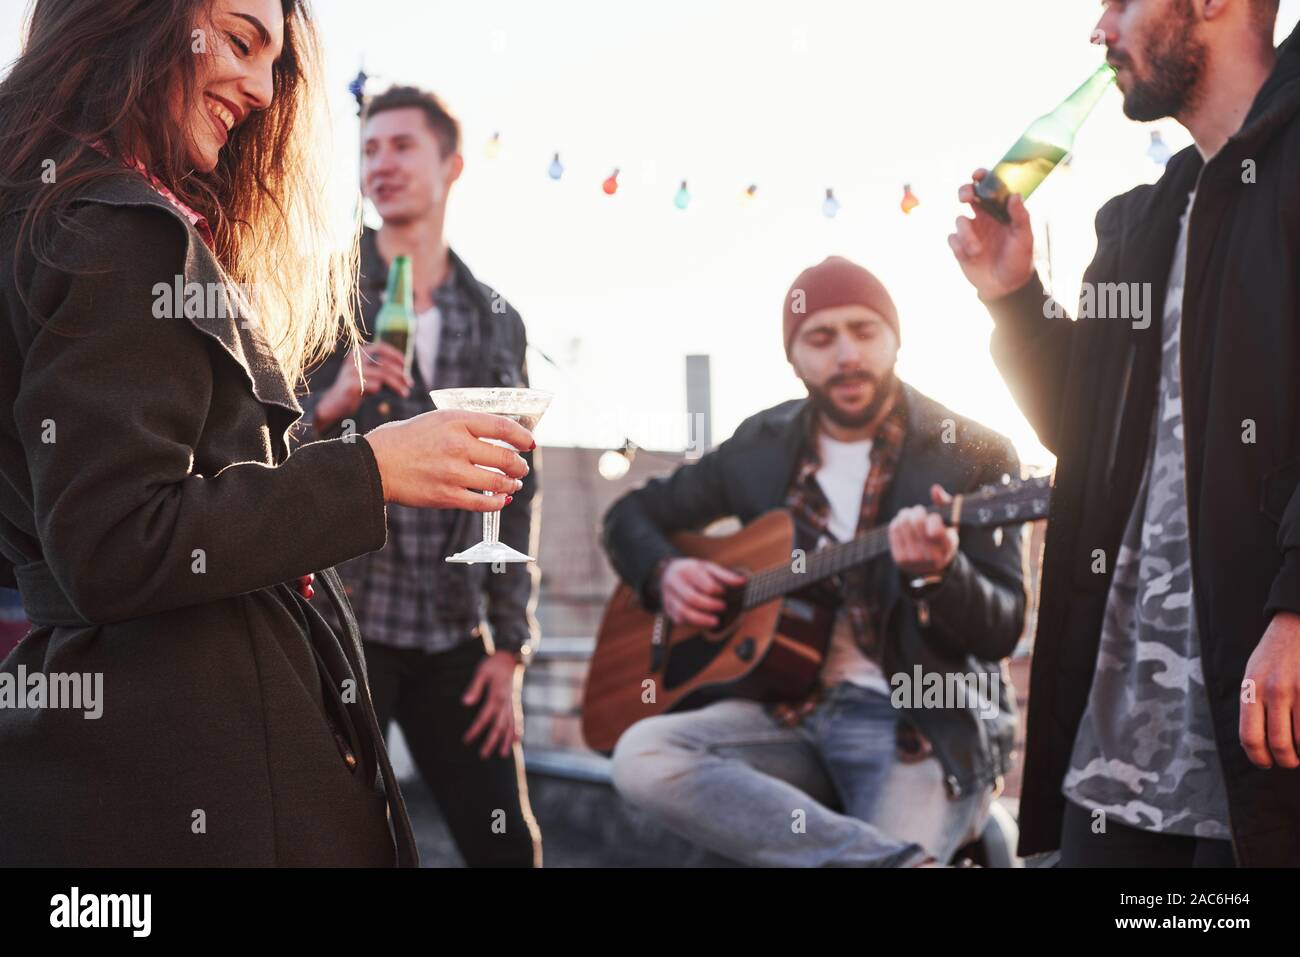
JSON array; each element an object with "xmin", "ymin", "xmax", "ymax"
[
  {"xmin": 488, "ymin": 631, "xmax": 535, "ymax": 668},
  {"xmin": 600, "ymin": 495, "xmax": 682, "ymax": 611},
  {"xmin": 485, "ymin": 610, "xmax": 539, "ymax": 656},
  {"xmin": 636, "ymin": 547, "xmax": 680, "ymax": 611},
  {"xmin": 909, "ymin": 550, "xmax": 973, "ymax": 612},
  {"xmin": 1265, "ymin": 549, "xmax": 1300, "ymax": 620},
  {"xmin": 288, "ymin": 435, "xmax": 390, "ymax": 569},
  {"xmin": 980, "ymin": 272, "xmax": 1053, "ymax": 333}
]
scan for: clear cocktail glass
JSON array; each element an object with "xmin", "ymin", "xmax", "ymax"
[{"xmin": 428, "ymin": 387, "xmax": 552, "ymax": 564}]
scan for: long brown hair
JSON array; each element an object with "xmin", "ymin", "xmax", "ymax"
[{"xmin": 0, "ymin": 0, "xmax": 360, "ymax": 387}]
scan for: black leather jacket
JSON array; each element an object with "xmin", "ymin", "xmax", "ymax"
[{"xmin": 601, "ymin": 381, "xmax": 1026, "ymax": 797}]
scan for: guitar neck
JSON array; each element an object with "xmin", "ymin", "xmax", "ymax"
[
  {"xmin": 736, "ymin": 472, "xmax": 1052, "ymax": 610},
  {"xmin": 741, "ymin": 523, "xmax": 895, "ymax": 610}
]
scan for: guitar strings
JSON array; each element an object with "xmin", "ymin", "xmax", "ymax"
[{"xmin": 734, "ymin": 480, "xmax": 1048, "ymax": 609}]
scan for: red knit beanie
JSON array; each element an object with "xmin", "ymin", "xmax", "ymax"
[{"xmin": 783, "ymin": 256, "xmax": 900, "ymax": 359}]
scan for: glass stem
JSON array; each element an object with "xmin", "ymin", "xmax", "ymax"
[{"xmin": 482, "ymin": 493, "xmax": 501, "ymax": 545}]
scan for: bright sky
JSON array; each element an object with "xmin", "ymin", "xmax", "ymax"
[{"xmin": 3, "ymin": 0, "xmax": 1298, "ymax": 471}]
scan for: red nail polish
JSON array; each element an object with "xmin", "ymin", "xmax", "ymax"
[
  {"xmin": 505, "ymin": 494, "xmax": 513, "ymax": 505},
  {"xmin": 529, "ymin": 440, "xmax": 537, "ymax": 451}
]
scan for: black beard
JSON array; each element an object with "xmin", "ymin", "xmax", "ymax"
[
  {"xmin": 1118, "ymin": 1, "xmax": 1207, "ymax": 121},
  {"xmin": 806, "ymin": 368, "xmax": 897, "ymax": 430}
]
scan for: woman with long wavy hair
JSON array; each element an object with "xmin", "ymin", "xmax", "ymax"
[{"xmin": 0, "ymin": 0, "xmax": 533, "ymax": 866}]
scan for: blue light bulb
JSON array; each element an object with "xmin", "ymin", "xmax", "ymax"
[{"xmin": 822, "ymin": 188, "xmax": 840, "ymax": 219}]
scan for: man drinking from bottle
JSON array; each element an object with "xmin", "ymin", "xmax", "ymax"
[{"xmin": 950, "ymin": 0, "xmax": 1299, "ymax": 867}]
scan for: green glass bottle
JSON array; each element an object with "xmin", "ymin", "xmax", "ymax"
[
  {"xmin": 974, "ymin": 63, "xmax": 1116, "ymax": 223},
  {"xmin": 373, "ymin": 254, "xmax": 415, "ymax": 377}
]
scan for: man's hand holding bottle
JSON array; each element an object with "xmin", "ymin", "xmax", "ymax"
[
  {"xmin": 949, "ymin": 169, "xmax": 1037, "ymax": 302},
  {"xmin": 311, "ymin": 341, "xmax": 533, "ymax": 514}
]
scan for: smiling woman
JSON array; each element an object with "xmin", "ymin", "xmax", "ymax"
[
  {"xmin": 0, "ymin": 0, "xmax": 542, "ymax": 868},
  {"xmin": 0, "ymin": 0, "xmax": 356, "ymax": 387},
  {"xmin": 0, "ymin": 0, "xmax": 537, "ymax": 868},
  {"xmin": 0, "ymin": 0, "xmax": 420, "ymax": 868}
]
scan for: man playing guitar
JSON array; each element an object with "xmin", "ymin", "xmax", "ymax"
[{"xmin": 601, "ymin": 257, "xmax": 1027, "ymax": 866}]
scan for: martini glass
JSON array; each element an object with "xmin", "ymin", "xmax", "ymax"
[{"xmin": 429, "ymin": 387, "xmax": 552, "ymax": 564}]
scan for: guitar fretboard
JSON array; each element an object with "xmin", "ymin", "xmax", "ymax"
[
  {"xmin": 732, "ymin": 474, "xmax": 1050, "ymax": 610},
  {"xmin": 741, "ymin": 524, "xmax": 895, "ymax": 609}
]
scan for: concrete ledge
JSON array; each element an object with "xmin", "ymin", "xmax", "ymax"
[{"xmin": 403, "ymin": 768, "xmax": 738, "ymax": 867}]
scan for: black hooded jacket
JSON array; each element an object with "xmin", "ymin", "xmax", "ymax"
[{"xmin": 984, "ymin": 21, "xmax": 1300, "ymax": 865}]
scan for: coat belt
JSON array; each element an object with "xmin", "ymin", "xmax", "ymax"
[{"xmin": 13, "ymin": 559, "xmax": 90, "ymax": 628}]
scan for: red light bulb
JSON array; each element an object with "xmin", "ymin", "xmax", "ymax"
[{"xmin": 901, "ymin": 183, "xmax": 919, "ymax": 215}]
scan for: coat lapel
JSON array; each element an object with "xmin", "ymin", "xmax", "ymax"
[
  {"xmin": 60, "ymin": 175, "xmax": 305, "ymax": 453},
  {"xmin": 751, "ymin": 399, "xmax": 814, "ymax": 515}
]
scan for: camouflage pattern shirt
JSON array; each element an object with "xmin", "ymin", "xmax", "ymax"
[{"xmin": 1062, "ymin": 191, "xmax": 1232, "ymax": 839}]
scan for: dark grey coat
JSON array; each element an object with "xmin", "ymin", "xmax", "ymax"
[{"xmin": 0, "ymin": 173, "xmax": 417, "ymax": 866}]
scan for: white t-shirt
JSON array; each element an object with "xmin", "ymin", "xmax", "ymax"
[
  {"xmin": 813, "ymin": 432, "xmax": 890, "ymax": 693},
  {"xmin": 413, "ymin": 305, "xmax": 442, "ymax": 388}
]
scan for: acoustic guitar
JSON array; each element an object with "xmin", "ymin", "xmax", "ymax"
[{"xmin": 580, "ymin": 474, "xmax": 1051, "ymax": 753}]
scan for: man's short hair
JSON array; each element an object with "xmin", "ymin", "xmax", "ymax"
[{"xmin": 363, "ymin": 86, "xmax": 460, "ymax": 157}]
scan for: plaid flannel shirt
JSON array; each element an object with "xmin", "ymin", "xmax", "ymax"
[
  {"xmin": 295, "ymin": 234, "xmax": 540, "ymax": 657},
  {"xmin": 783, "ymin": 380, "xmax": 908, "ymax": 665}
]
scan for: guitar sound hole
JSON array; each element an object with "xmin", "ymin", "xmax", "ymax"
[
  {"xmin": 660, "ymin": 585, "xmax": 746, "ymax": 691},
  {"xmin": 662, "ymin": 634, "xmax": 730, "ymax": 691},
  {"xmin": 710, "ymin": 585, "xmax": 744, "ymax": 637}
]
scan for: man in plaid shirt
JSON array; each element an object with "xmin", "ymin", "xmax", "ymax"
[{"xmin": 296, "ymin": 87, "xmax": 541, "ymax": 867}]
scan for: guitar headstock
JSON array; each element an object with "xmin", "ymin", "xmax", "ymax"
[{"xmin": 949, "ymin": 474, "xmax": 1052, "ymax": 529}]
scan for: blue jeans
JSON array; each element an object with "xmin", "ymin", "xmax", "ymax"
[{"xmin": 612, "ymin": 682, "xmax": 941, "ymax": 867}]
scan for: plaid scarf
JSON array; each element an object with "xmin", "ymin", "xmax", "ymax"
[
  {"xmin": 783, "ymin": 379, "xmax": 908, "ymax": 664},
  {"xmin": 87, "ymin": 140, "xmax": 215, "ymax": 249}
]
